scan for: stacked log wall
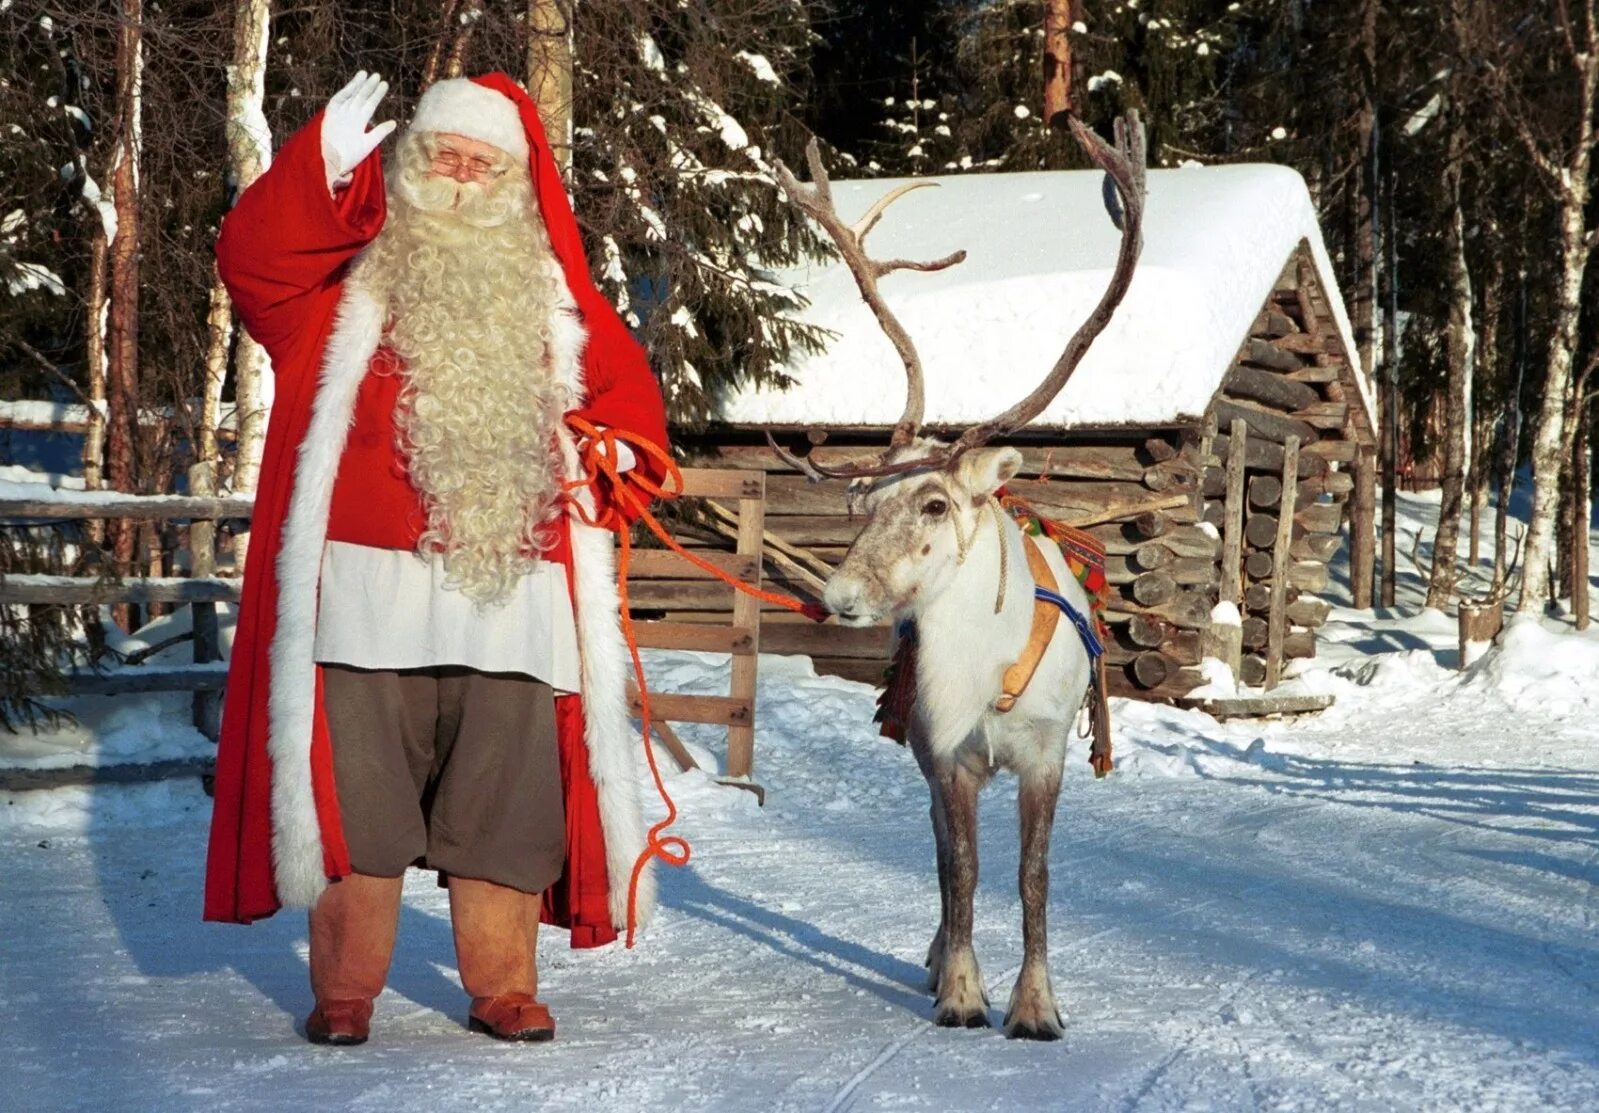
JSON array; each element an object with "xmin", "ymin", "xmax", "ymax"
[
  {"xmin": 655, "ymin": 436, "xmax": 1217, "ymax": 699},
  {"xmin": 1213, "ymin": 255, "xmax": 1360, "ymax": 687}
]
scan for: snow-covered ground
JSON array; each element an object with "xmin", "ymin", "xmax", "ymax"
[{"xmin": 3, "ymin": 491, "xmax": 1597, "ymax": 1112}]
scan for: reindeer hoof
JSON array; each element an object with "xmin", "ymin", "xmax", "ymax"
[
  {"xmin": 1004, "ymin": 1018, "xmax": 1064, "ymax": 1041},
  {"xmin": 934, "ymin": 1005, "xmax": 991, "ymax": 1029}
]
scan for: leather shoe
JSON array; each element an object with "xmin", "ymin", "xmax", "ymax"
[
  {"xmin": 305, "ymin": 997, "xmax": 373, "ymax": 1045},
  {"xmin": 468, "ymin": 992, "xmax": 556, "ymax": 1041}
]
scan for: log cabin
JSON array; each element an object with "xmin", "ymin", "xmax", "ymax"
[{"xmin": 642, "ymin": 163, "xmax": 1377, "ymax": 701}]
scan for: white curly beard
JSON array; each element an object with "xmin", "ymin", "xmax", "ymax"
[{"xmin": 350, "ymin": 133, "xmax": 572, "ymax": 605}]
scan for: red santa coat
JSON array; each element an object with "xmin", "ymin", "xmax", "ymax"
[{"xmin": 204, "ymin": 74, "xmax": 669, "ymax": 948}]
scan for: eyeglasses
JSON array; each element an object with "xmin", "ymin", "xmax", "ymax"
[{"xmin": 428, "ymin": 149, "xmax": 507, "ymax": 180}]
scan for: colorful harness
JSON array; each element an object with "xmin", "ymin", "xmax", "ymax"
[{"xmin": 875, "ymin": 491, "xmax": 1113, "ymax": 767}]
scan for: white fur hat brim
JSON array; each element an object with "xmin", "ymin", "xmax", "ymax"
[{"xmin": 407, "ymin": 77, "xmax": 530, "ymax": 160}]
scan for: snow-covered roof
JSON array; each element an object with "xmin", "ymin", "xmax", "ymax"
[{"xmin": 718, "ymin": 164, "xmax": 1367, "ymax": 431}]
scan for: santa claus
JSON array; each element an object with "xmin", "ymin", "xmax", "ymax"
[{"xmin": 204, "ymin": 71, "xmax": 669, "ymax": 1046}]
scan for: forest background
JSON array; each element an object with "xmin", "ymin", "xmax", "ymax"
[{"xmin": 1, "ymin": 0, "xmax": 1595, "ymax": 635}]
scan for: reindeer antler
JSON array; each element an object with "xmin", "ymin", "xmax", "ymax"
[
  {"xmin": 769, "ymin": 111, "xmax": 1149, "ymax": 483},
  {"xmin": 769, "ymin": 140, "xmax": 967, "ymax": 477}
]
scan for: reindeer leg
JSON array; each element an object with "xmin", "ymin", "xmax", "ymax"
[
  {"xmin": 911, "ymin": 732, "xmax": 950, "ymax": 992},
  {"xmin": 932, "ymin": 757, "xmax": 990, "ymax": 1028},
  {"xmin": 924, "ymin": 781, "xmax": 952, "ymax": 992},
  {"xmin": 1004, "ymin": 763, "xmax": 1064, "ymax": 1041}
]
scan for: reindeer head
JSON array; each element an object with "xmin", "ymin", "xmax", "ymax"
[
  {"xmin": 825, "ymin": 444, "xmax": 1024, "ymax": 626},
  {"xmin": 770, "ymin": 113, "xmax": 1148, "ymax": 626}
]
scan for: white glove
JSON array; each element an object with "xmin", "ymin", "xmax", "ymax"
[
  {"xmin": 591, "ymin": 427, "xmax": 638, "ymax": 473},
  {"xmin": 320, "ymin": 71, "xmax": 396, "ymax": 191}
]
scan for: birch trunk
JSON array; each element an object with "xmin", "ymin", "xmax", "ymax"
[
  {"xmin": 220, "ymin": 0, "xmax": 274, "ymax": 573},
  {"xmin": 1520, "ymin": 199, "xmax": 1593, "ymax": 611},
  {"xmin": 528, "ymin": 0, "xmax": 575, "ymax": 179},
  {"xmin": 1514, "ymin": 11, "xmax": 1598, "ymax": 612}
]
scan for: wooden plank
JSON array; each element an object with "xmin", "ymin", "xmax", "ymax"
[
  {"xmin": 758, "ymin": 622, "xmax": 890, "ymax": 659},
  {"xmin": 650, "ymin": 720, "xmax": 700, "ymax": 774},
  {"xmin": 0, "ymin": 756, "xmax": 216, "ymax": 792},
  {"xmin": 1265, "ymin": 436, "xmax": 1301, "ymax": 690},
  {"xmin": 627, "ymin": 549, "xmax": 760, "ymax": 582},
  {"xmin": 0, "ymin": 492, "xmax": 255, "ymax": 522},
  {"xmin": 60, "ymin": 663, "xmax": 229, "ymax": 695},
  {"xmin": 810, "ymin": 657, "xmax": 889, "ymax": 686},
  {"xmin": 0, "ymin": 576, "xmax": 242, "ymax": 606},
  {"xmin": 631, "ymin": 621, "xmax": 757, "ymax": 654},
  {"xmin": 1176, "ymin": 693, "xmax": 1334, "ymax": 719},
  {"xmin": 677, "ymin": 468, "xmax": 765, "ymax": 500},
  {"xmin": 627, "ymin": 688, "xmax": 752, "ymax": 726}
]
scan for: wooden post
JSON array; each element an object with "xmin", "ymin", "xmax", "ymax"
[
  {"xmin": 1221, "ymin": 419, "xmax": 1247, "ymax": 606},
  {"xmin": 1457, "ymin": 600, "xmax": 1503, "ymax": 667},
  {"xmin": 1265, "ymin": 436, "xmax": 1301, "ymax": 690},
  {"xmin": 1352, "ymin": 445, "xmax": 1377, "ymax": 609},
  {"xmin": 188, "ymin": 509, "xmax": 223, "ymax": 742},
  {"xmin": 725, "ymin": 475, "xmax": 765, "ymax": 781}
]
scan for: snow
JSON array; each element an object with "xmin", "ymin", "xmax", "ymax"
[
  {"xmin": 721, "ymin": 165, "xmax": 1369, "ymax": 431},
  {"xmin": 0, "ymin": 399, "xmax": 108, "ymax": 426},
  {"xmin": 2, "ymin": 494, "xmax": 1597, "ymax": 1110},
  {"xmin": 0, "ymin": 473, "xmax": 252, "ymax": 509},
  {"xmin": 736, "ymin": 51, "xmax": 780, "ymax": 85}
]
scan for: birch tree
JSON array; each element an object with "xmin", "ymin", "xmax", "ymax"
[
  {"xmin": 1480, "ymin": 0, "xmax": 1599, "ymax": 612},
  {"xmin": 195, "ymin": 0, "xmax": 273, "ymax": 574}
]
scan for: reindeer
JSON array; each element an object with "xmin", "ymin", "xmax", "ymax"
[{"xmin": 769, "ymin": 115, "xmax": 1147, "ymax": 1040}]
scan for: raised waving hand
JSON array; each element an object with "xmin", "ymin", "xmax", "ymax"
[{"xmin": 320, "ymin": 71, "xmax": 396, "ymax": 186}]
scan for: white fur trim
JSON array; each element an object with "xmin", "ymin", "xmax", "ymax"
[
  {"xmin": 567, "ymin": 504, "xmax": 657, "ymax": 929},
  {"xmin": 269, "ymin": 281, "xmax": 386, "ymax": 908},
  {"xmin": 409, "ymin": 78, "xmax": 529, "ymax": 160}
]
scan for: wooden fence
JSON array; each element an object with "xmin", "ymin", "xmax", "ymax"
[{"xmin": 1, "ymin": 470, "xmax": 774, "ymax": 798}]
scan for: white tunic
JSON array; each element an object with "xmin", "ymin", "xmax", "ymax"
[{"xmin": 312, "ymin": 540, "xmax": 583, "ymax": 694}]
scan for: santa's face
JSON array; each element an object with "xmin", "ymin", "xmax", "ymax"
[{"xmin": 393, "ymin": 131, "xmax": 524, "ymax": 227}]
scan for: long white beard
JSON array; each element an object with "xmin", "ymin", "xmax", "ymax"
[{"xmin": 349, "ymin": 141, "xmax": 571, "ymax": 605}]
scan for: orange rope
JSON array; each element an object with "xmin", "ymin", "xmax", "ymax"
[{"xmin": 562, "ymin": 417, "xmax": 823, "ymax": 947}]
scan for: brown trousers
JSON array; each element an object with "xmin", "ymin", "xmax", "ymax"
[{"xmin": 321, "ymin": 664, "xmax": 565, "ymax": 894}]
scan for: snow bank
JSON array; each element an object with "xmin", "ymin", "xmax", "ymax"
[
  {"xmin": 1462, "ymin": 616, "xmax": 1599, "ymax": 719},
  {"xmin": 722, "ymin": 164, "xmax": 1367, "ymax": 430}
]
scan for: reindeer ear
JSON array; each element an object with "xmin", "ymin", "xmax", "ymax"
[{"xmin": 955, "ymin": 447, "xmax": 1024, "ymax": 500}]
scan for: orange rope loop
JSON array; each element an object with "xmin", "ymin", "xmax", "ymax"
[{"xmin": 563, "ymin": 417, "xmax": 823, "ymax": 947}]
